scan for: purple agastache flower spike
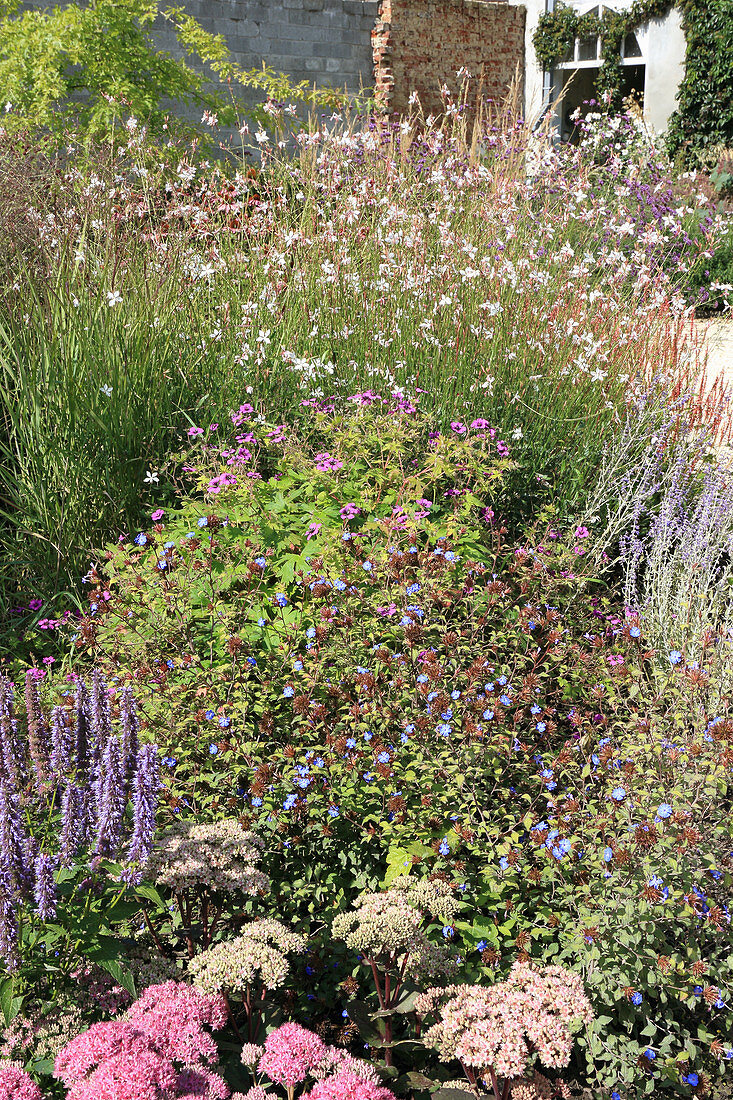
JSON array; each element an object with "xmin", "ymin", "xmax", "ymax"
[
  {"xmin": 0, "ymin": 678, "xmax": 23, "ymax": 788},
  {"xmin": 33, "ymin": 853, "xmax": 57, "ymax": 920},
  {"xmin": 90, "ymin": 668, "xmax": 112, "ymax": 753},
  {"xmin": 50, "ymin": 706, "xmax": 74, "ymax": 778},
  {"xmin": 59, "ymin": 782, "xmax": 85, "ymax": 864},
  {"xmin": 24, "ymin": 669, "xmax": 50, "ymax": 787},
  {"xmin": 74, "ymin": 681, "xmax": 91, "ymax": 780},
  {"xmin": 126, "ymin": 744, "xmax": 160, "ymax": 867},
  {"xmin": 0, "ymin": 780, "xmax": 31, "ymax": 899},
  {"xmin": 120, "ymin": 686, "xmax": 139, "ymax": 782},
  {"xmin": 94, "ymin": 737, "xmax": 126, "ymax": 858},
  {"xmin": 0, "ymin": 899, "xmax": 19, "ymax": 967}
]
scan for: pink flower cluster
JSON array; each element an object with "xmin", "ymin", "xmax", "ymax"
[
  {"xmin": 0, "ymin": 1064, "xmax": 42, "ymax": 1100},
  {"xmin": 53, "ymin": 982, "xmax": 228, "ymax": 1100},
  {"xmin": 416, "ymin": 963, "xmax": 593, "ymax": 1083},
  {"xmin": 248, "ymin": 1023, "xmax": 396, "ymax": 1100}
]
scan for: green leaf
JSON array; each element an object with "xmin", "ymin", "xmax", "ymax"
[{"xmin": 95, "ymin": 958, "xmax": 137, "ymax": 998}]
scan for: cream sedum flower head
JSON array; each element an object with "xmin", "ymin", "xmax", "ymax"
[
  {"xmin": 145, "ymin": 819, "xmax": 270, "ymax": 896},
  {"xmin": 189, "ymin": 919, "xmax": 306, "ymax": 995}
]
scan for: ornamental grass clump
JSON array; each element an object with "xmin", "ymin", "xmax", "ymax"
[
  {"xmin": 0, "ymin": 670, "xmax": 160, "ymax": 964},
  {"xmin": 143, "ymin": 819, "xmax": 270, "ymax": 956},
  {"xmin": 189, "ymin": 919, "xmax": 306, "ymax": 1039},
  {"xmin": 415, "ymin": 962, "xmax": 593, "ymax": 1100}
]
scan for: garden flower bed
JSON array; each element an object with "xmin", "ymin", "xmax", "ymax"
[{"xmin": 0, "ymin": 95, "xmax": 732, "ymax": 1100}]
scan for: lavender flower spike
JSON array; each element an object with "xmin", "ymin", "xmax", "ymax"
[
  {"xmin": 33, "ymin": 853, "xmax": 57, "ymax": 920},
  {"xmin": 126, "ymin": 744, "xmax": 160, "ymax": 867},
  {"xmin": 59, "ymin": 782, "xmax": 85, "ymax": 864},
  {"xmin": 0, "ymin": 678, "xmax": 22, "ymax": 788},
  {"xmin": 120, "ymin": 686, "xmax": 139, "ymax": 782},
  {"xmin": 74, "ymin": 681, "xmax": 91, "ymax": 780}
]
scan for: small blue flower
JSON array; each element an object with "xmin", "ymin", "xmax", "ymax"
[
  {"xmin": 669, "ymin": 650, "xmax": 682, "ymax": 664},
  {"xmin": 645, "ymin": 1049, "xmax": 655, "ymax": 1061},
  {"xmin": 603, "ymin": 847, "xmax": 613, "ymax": 862},
  {"xmin": 377, "ymin": 751, "xmax": 390, "ymax": 763},
  {"xmin": 255, "ymin": 556, "xmax": 266, "ymax": 568},
  {"xmin": 531, "ymin": 704, "xmax": 542, "ymax": 715},
  {"xmin": 251, "ymin": 796, "xmax": 263, "ymax": 807},
  {"xmin": 345, "ymin": 737, "xmax": 356, "ymax": 748},
  {"xmin": 293, "ymin": 660, "xmax": 303, "ymax": 671},
  {"xmin": 258, "ymin": 617, "xmax": 266, "ymax": 626},
  {"xmin": 362, "ymin": 561, "xmax": 373, "ymax": 572},
  {"xmin": 684, "ymin": 1073, "xmax": 699, "ymax": 1087},
  {"xmin": 631, "ymin": 991, "xmax": 643, "ymax": 1005},
  {"xmin": 247, "ymin": 656, "xmax": 257, "ymax": 667},
  {"xmin": 657, "ymin": 802, "xmax": 673, "ymax": 819},
  {"xmin": 630, "ymin": 626, "xmax": 641, "ymax": 637},
  {"xmin": 483, "ymin": 709, "xmax": 494, "ymax": 720},
  {"xmin": 283, "ymin": 793, "xmax": 297, "ymax": 810},
  {"xmin": 283, "ymin": 685, "xmax": 294, "ymax": 698},
  {"xmin": 218, "ymin": 717, "xmax": 230, "ymax": 728},
  {"xmin": 536, "ymin": 721, "xmax": 546, "ymax": 732},
  {"xmin": 328, "ymin": 805, "xmax": 339, "ymax": 817},
  {"xmin": 437, "ymin": 723, "xmax": 451, "ymax": 737},
  {"xmin": 134, "ymin": 533, "xmax": 147, "ymax": 546},
  {"xmin": 197, "ymin": 517, "xmax": 208, "ymax": 528},
  {"xmin": 306, "ymin": 626, "xmax": 316, "ymax": 638},
  {"xmin": 205, "ymin": 709, "xmax": 215, "ymax": 720},
  {"xmin": 209, "ymin": 744, "xmax": 218, "ymax": 755},
  {"xmin": 500, "ymin": 694, "xmax": 512, "ymax": 707},
  {"xmin": 611, "ymin": 787, "xmax": 626, "ymax": 801},
  {"xmin": 439, "ymin": 839, "xmax": 450, "ymax": 856},
  {"xmin": 442, "ymin": 926, "xmax": 454, "ymax": 938},
  {"xmin": 499, "ymin": 856, "xmax": 509, "ymax": 870},
  {"xmin": 477, "ymin": 939, "xmax": 487, "ymax": 952},
  {"xmin": 275, "ymin": 593, "xmax": 288, "ymax": 607}
]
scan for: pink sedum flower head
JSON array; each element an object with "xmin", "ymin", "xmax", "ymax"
[
  {"xmin": 305, "ymin": 1071, "xmax": 397, "ymax": 1100},
  {"xmin": 257, "ymin": 1024, "xmax": 328, "ymax": 1088},
  {"xmin": 125, "ymin": 981, "xmax": 227, "ymax": 1067},
  {"xmin": 415, "ymin": 963, "xmax": 593, "ymax": 1083},
  {"xmin": 0, "ymin": 1064, "xmax": 43, "ymax": 1100}
]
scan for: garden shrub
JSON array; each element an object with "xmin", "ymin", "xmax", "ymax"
[{"xmin": 54, "ymin": 401, "xmax": 733, "ymax": 1097}]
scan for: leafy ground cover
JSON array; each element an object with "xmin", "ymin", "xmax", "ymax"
[{"xmin": 1, "ymin": 91, "xmax": 733, "ymax": 1100}]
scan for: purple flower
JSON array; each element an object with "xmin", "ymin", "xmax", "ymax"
[
  {"xmin": 120, "ymin": 686, "xmax": 139, "ymax": 781},
  {"xmin": 24, "ymin": 669, "xmax": 50, "ymax": 786},
  {"xmin": 94, "ymin": 737, "xmax": 126, "ymax": 858},
  {"xmin": 33, "ymin": 853, "xmax": 57, "ymax": 919},
  {"xmin": 126, "ymin": 744, "xmax": 160, "ymax": 866},
  {"xmin": 59, "ymin": 782, "xmax": 85, "ymax": 863}
]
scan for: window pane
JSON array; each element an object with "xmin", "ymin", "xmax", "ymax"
[
  {"xmin": 622, "ymin": 32, "xmax": 643, "ymax": 56},
  {"xmin": 578, "ymin": 35, "xmax": 598, "ymax": 60}
]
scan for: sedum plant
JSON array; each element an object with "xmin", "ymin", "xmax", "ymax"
[
  {"xmin": 189, "ymin": 918, "xmax": 306, "ymax": 1040},
  {"xmin": 332, "ymin": 878, "xmax": 460, "ymax": 1066},
  {"xmin": 415, "ymin": 962, "xmax": 593, "ymax": 1100},
  {"xmin": 142, "ymin": 819, "xmax": 270, "ymax": 959}
]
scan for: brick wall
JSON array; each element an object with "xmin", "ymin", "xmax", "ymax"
[{"xmin": 373, "ymin": 0, "xmax": 526, "ymax": 117}]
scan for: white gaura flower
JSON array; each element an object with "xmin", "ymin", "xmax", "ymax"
[
  {"xmin": 143, "ymin": 470, "xmax": 159, "ymax": 484},
  {"xmin": 106, "ymin": 289, "xmax": 122, "ymax": 307},
  {"xmin": 99, "ymin": 384, "xmax": 113, "ymax": 397}
]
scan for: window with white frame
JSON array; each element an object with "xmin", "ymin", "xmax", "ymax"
[{"xmin": 553, "ymin": 0, "xmax": 647, "ymax": 68}]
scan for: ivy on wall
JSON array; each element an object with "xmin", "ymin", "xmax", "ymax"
[
  {"xmin": 666, "ymin": 0, "xmax": 733, "ymax": 163},
  {"xmin": 532, "ymin": 0, "xmax": 733, "ymax": 161},
  {"xmin": 533, "ymin": 0, "xmax": 672, "ymax": 106}
]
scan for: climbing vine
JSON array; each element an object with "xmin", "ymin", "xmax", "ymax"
[
  {"xmin": 533, "ymin": 0, "xmax": 733, "ymax": 159},
  {"xmin": 533, "ymin": 0, "xmax": 673, "ymax": 107}
]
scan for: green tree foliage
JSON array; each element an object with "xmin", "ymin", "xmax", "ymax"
[{"xmin": 0, "ymin": 0, "xmax": 347, "ymax": 144}]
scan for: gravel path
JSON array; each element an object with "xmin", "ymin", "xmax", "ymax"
[{"xmin": 692, "ymin": 317, "xmax": 733, "ymax": 386}]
